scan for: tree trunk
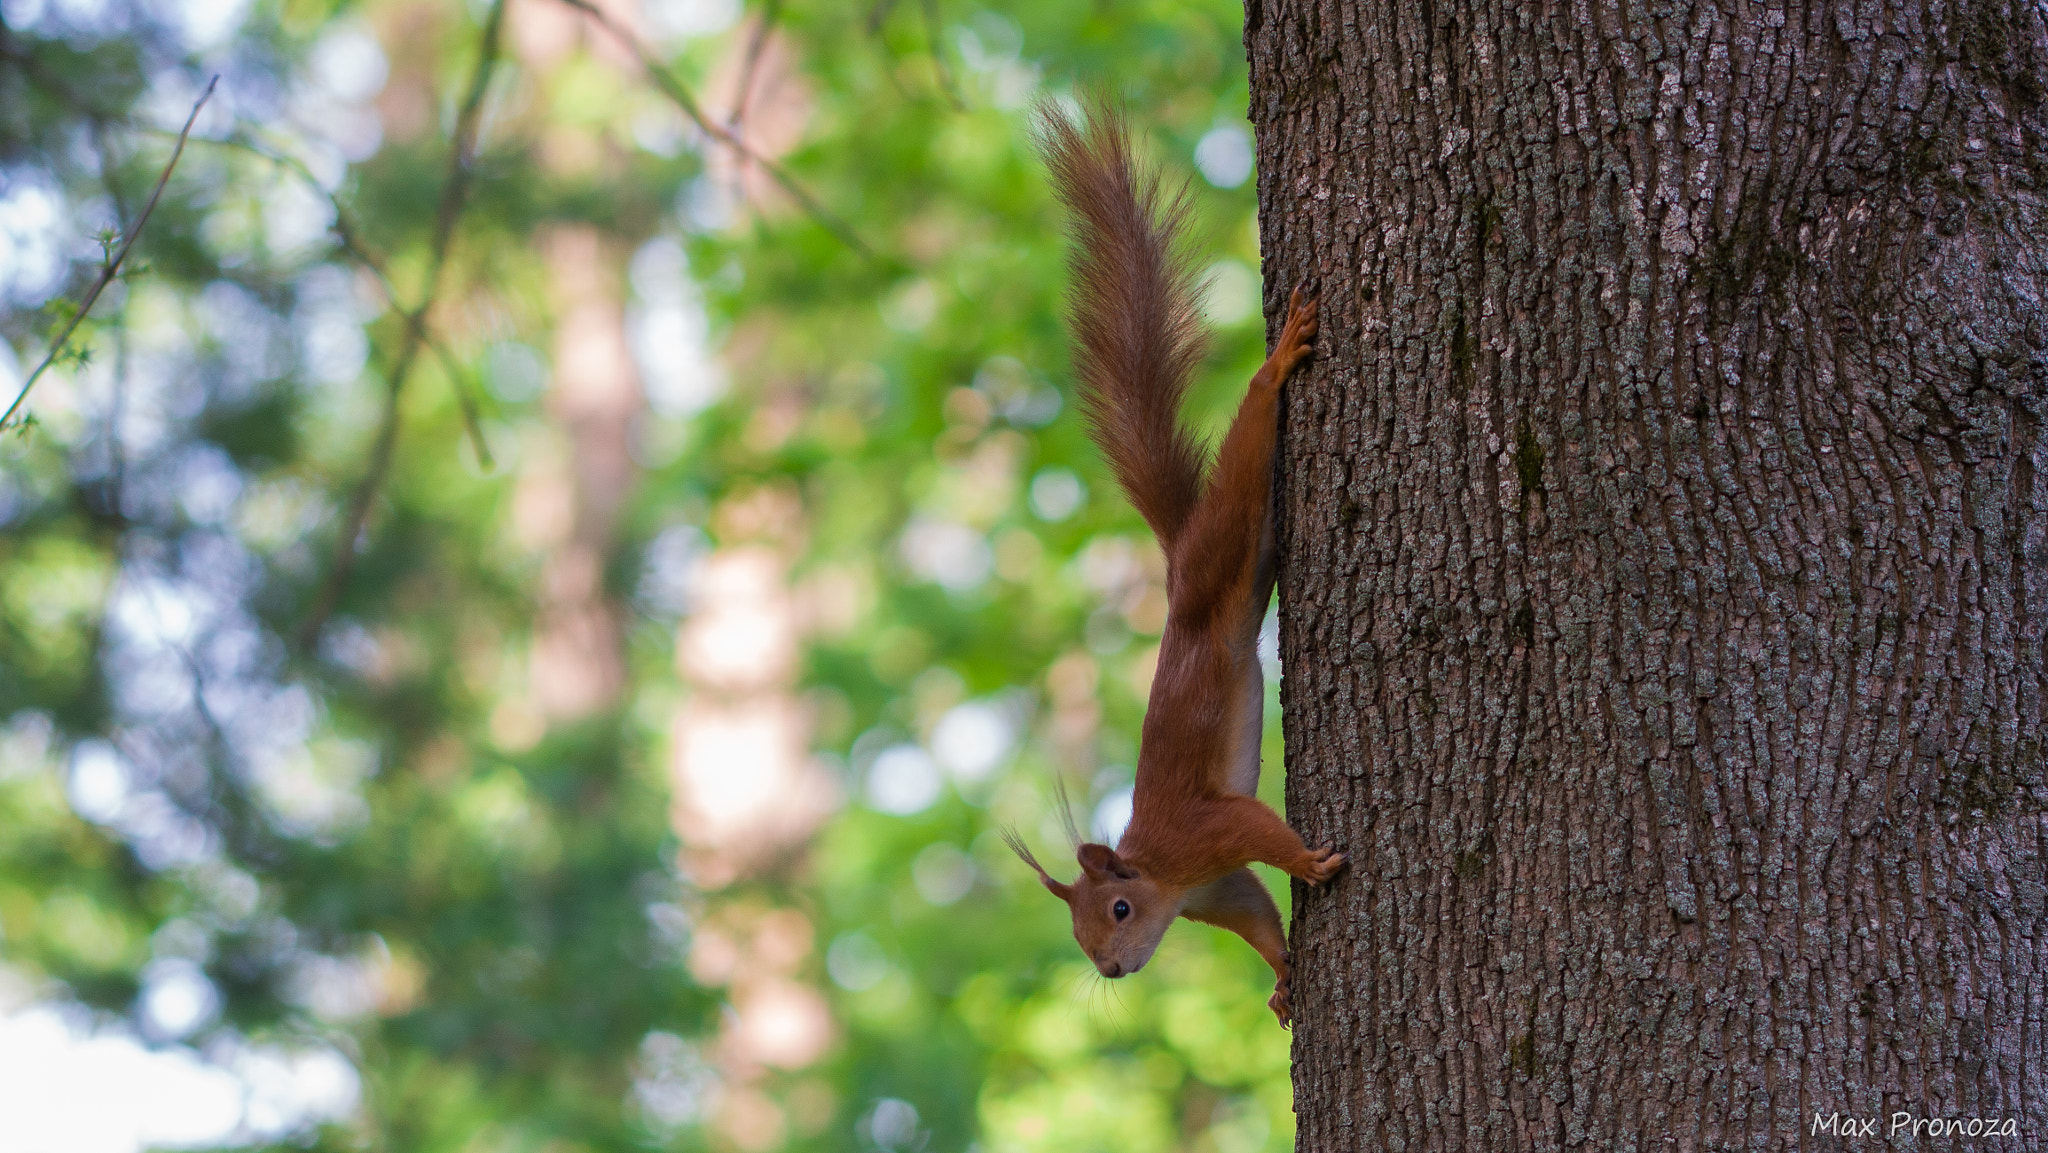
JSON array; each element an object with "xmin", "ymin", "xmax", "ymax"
[{"xmin": 1249, "ymin": 1, "xmax": 2048, "ymax": 1147}]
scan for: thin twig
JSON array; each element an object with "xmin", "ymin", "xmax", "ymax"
[
  {"xmin": 427, "ymin": 340, "xmax": 494, "ymax": 469},
  {"xmin": 189, "ymin": 130, "xmax": 495, "ymax": 468},
  {"xmin": 864, "ymin": 0, "xmax": 901, "ymax": 33},
  {"xmin": 311, "ymin": 198, "xmax": 491, "ymax": 458},
  {"xmin": 727, "ymin": 0, "xmax": 782, "ymax": 135},
  {"xmin": 90, "ymin": 117, "xmax": 135, "ymax": 514},
  {"xmin": 862, "ymin": 0, "xmax": 957, "ymax": 111},
  {"xmin": 297, "ymin": 0, "xmax": 506, "ymax": 651},
  {"xmin": 917, "ymin": 0, "xmax": 965, "ymax": 110},
  {"xmin": 553, "ymin": 0, "xmax": 873, "ymax": 259},
  {"xmin": 1, "ymin": 76, "xmax": 218, "ymax": 432}
]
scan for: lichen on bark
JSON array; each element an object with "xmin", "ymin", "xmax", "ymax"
[{"xmin": 1250, "ymin": 1, "xmax": 2048, "ymax": 1147}]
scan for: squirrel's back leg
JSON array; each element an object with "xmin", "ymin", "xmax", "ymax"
[
  {"xmin": 1175, "ymin": 289, "xmax": 1317, "ymax": 798},
  {"xmin": 1164, "ymin": 289, "xmax": 1317, "ymax": 635}
]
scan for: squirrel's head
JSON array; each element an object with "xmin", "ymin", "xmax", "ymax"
[{"xmin": 1004, "ymin": 831, "xmax": 1178, "ymax": 979}]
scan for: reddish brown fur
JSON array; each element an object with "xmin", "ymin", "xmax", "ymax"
[
  {"xmin": 1016, "ymin": 102, "xmax": 1345, "ymax": 1025},
  {"xmin": 1036, "ymin": 101, "xmax": 1208, "ymax": 549}
]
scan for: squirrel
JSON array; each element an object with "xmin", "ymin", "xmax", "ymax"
[{"xmin": 1005, "ymin": 101, "xmax": 1343, "ymax": 1026}]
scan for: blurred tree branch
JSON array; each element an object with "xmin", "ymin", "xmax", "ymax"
[
  {"xmin": 298, "ymin": 0, "xmax": 508, "ymax": 652},
  {"xmin": 919, "ymin": 0, "xmax": 965, "ymax": 109},
  {"xmin": 554, "ymin": 0, "xmax": 875, "ymax": 260},
  {"xmin": 728, "ymin": 0, "xmax": 782, "ymax": 135},
  {"xmin": 86, "ymin": 119, "xmax": 134, "ymax": 515},
  {"xmin": 1, "ymin": 76, "xmax": 218, "ymax": 434},
  {"xmin": 864, "ymin": 0, "xmax": 899, "ymax": 31},
  {"xmin": 864, "ymin": 0, "xmax": 964, "ymax": 112},
  {"xmin": 191, "ymin": 129, "xmax": 494, "ymax": 468}
]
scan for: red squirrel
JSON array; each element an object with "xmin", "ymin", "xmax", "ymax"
[{"xmin": 1005, "ymin": 103, "xmax": 1343, "ymax": 1026}]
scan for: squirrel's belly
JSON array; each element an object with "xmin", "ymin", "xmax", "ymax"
[{"xmin": 1223, "ymin": 657, "xmax": 1264, "ymax": 796}]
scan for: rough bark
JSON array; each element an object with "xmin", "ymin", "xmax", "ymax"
[{"xmin": 1248, "ymin": 0, "xmax": 2048, "ymax": 1147}]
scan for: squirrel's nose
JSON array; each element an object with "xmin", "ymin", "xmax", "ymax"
[{"xmin": 1101, "ymin": 962, "xmax": 1123, "ymax": 978}]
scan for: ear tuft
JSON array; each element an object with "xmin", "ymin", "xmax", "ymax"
[
  {"xmin": 1051, "ymin": 775, "xmax": 1083, "ymax": 848},
  {"xmin": 1002, "ymin": 826, "xmax": 1075, "ymax": 902}
]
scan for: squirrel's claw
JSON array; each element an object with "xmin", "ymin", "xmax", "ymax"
[
  {"xmin": 1272, "ymin": 290, "xmax": 1319, "ymax": 378},
  {"xmin": 1269, "ymin": 978, "xmax": 1292, "ymax": 1026},
  {"xmin": 1302, "ymin": 845, "xmax": 1347, "ymax": 885}
]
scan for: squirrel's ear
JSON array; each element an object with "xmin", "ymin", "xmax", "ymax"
[
  {"xmin": 1077, "ymin": 842, "xmax": 1138, "ymax": 880},
  {"xmin": 1002, "ymin": 827, "xmax": 1075, "ymax": 903}
]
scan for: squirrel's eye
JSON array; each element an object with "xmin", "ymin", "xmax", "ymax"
[{"xmin": 1112, "ymin": 899, "xmax": 1131, "ymax": 921}]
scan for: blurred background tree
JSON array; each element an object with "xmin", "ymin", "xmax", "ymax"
[{"xmin": 0, "ymin": 0, "xmax": 1300, "ymax": 1150}]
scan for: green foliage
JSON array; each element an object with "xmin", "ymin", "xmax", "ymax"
[{"xmin": 0, "ymin": 0, "xmax": 1295, "ymax": 1149}]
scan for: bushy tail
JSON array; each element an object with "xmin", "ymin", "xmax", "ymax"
[{"xmin": 1039, "ymin": 99, "xmax": 1208, "ymax": 549}]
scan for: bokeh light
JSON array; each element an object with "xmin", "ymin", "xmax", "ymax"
[{"xmin": 0, "ymin": 0, "xmax": 1298, "ymax": 1149}]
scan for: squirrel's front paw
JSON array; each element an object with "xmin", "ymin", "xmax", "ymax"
[
  {"xmin": 1302, "ymin": 845, "xmax": 1347, "ymax": 885},
  {"xmin": 1268, "ymin": 977, "xmax": 1292, "ymax": 1026}
]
